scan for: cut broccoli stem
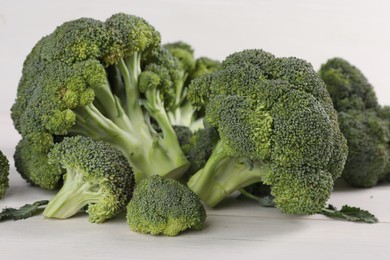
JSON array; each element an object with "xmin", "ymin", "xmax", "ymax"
[
  {"xmin": 187, "ymin": 141, "xmax": 264, "ymax": 207},
  {"xmin": 43, "ymin": 167, "xmax": 104, "ymax": 219}
]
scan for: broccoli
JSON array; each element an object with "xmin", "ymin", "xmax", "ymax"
[
  {"xmin": 11, "ymin": 13, "xmax": 191, "ymax": 188},
  {"xmin": 186, "ymin": 49, "xmax": 348, "ymax": 215},
  {"xmin": 378, "ymin": 106, "xmax": 390, "ymax": 182},
  {"xmin": 0, "ymin": 150, "xmax": 9, "ymax": 199},
  {"xmin": 240, "ymin": 182, "xmax": 378, "ymax": 223},
  {"xmin": 126, "ymin": 175, "xmax": 206, "ymax": 236},
  {"xmin": 43, "ymin": 136, "xmax": 134, "ymax": 223},
  {"xmin": 319, "ymin": 58, "xmax": 390, "ymax": 187},
  {"xmin": 318, "ymin": 57, "xmax": 379, "ymax": 112},
  {"xmin": 164, "ymin": 42, "xmax": 220, "ymax": 131}
]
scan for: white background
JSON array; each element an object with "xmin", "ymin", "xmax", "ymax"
[{"xmin": 1, "ymin": 0, "xmax": 390, "ymax": 114}]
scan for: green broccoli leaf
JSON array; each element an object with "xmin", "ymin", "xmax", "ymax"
[
  {"xmin": 321, "ymin": 204, "xmax": 378, "ymax": 223},
  {"xmin": 0, "ymin": 200, "xmax": 48, "ymax": 222}
]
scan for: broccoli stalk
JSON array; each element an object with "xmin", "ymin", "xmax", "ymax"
[{"xmin": 188, "ymin": 142, "xmax": 264, "ymax": 207}]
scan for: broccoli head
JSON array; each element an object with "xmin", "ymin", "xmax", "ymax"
[
  {"xmin": 12, "ymin": 13, "xmax": 191, "ymax": 187},
  {"xmin": 319, "ymin": 58, "xmax": 389, "ymax": 187},
  {"xmin": 318, "ymin": 57, "xmax": 379, "ymax": 112},
  {"xmin": 338, "ymin": 110, "xmax": 389, "ymax": 187},
  {"xmin": 0, "ymin": 150, "xmax": 9, "ymax": 199},
  {"xmin": 43, "ymin": 136, "xmax": 134, "ymax": 223},
  {"xmin": 126, "ymin": 175, "xmax": 206, "ymax": 236},
  {"xmin": 187, "ymin": 49, "xmax": 348, "ymax": 214}
]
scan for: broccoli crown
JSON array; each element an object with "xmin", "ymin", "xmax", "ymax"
[
  {"xmin": 187, "ymin": 49, "xmax": 348, "ymax": 214},
  {"xmin": 12, "ymin": 13, "xmax": 190, "ymax": 187},
  {"xmin": 319, "ymin": 58, "xmax": 389, "ymax": 187},
  {"xmin": 43, "ymin": 136, "xmax": 134, "ymax": 223},
  {"xmin": 338, "ymin": 110, "xmax": 390, "ymax": 187},
  {"xmin": 14, "ymin": 139, "xmax": 64, "ymax": 190},
  {"xmin": 318, "ymin": 58, "xmax": 379, "ymax": 112},
  {"xmin": 0, "ymin": 150, "xmax": 10, "ymax": 199},
  {"xmin": 378, "ymin": 106, "xmax": 390, "ymax": 182},
  {"xmin": 126, "ymin": 175, "xmax": 206, "ymax": 236}
]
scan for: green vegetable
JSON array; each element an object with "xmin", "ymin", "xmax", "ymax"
[
  {"xmin": 0, "ymin": 200, "xmax": 48, "ymax": 221},
  {"xmin": 187, "ymin": 49, "xmax": 348, "ymax": 215},
  {"xmin": 321, "ymin": 204, "xmax": 378, "ymax": 223},
  {"xmin": 11, "ymin": 13, "xmax": 196, "ymax": 188},
  {"xmin": 127, "ymin": 175, "xmax": 206, "ymax": 236},
  {"xmin": 43, "ymin": 136, "xmax": 134, "ymax": 223},
  {"xmin": 319, "ymin": 58, "xmax": 390, "ymax": 187},
  {"xmin": 240, "ymin": 184, "xmax": 378, "ymax": 223},
  {"xmin": 0, "ymin": 150, "xmax": 9, "ymax": 199},
  {"xmin": 164, "ymin": 42, "xmax": 220, "ymax": 131}
]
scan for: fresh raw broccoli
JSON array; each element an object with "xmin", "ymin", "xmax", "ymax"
[
  {"xmin": 377, "ymin": 106, "xmax": 390, "ymax": 182},
  {"xmin": 187, "ymin": 49, "xmax": 348, "ymax": 215},
  {"xmin": 318, "ymin": 57, "xmax": 379, "ymax": 112},
  {"xmin": 337, "ymin": 110, "xmax": 389, "ymax": 187},
  {"xmin": 164, "ymin": 42, "xmax": 220, "ymax": 131},
  {"xmin": 11, "ymin": 13, "xmax": 191, "ymax": 187},
  {"xmin": 240, "ymin": 182, "xmax": 378, "ymax": 223},
  {"xmin": 183, "ymin": 126, "xmax": 219, "ymax": 177},
  {"xmin": 126, "ymin": 175, "xmax": 206, "ymax": 236},
  {"xmin": 0, "ymin": 150, "xmax": 9, "ymax": 199},
  {"xmin": 319, "ymin": 58, "xmax": 390, "ymax": 187},
  {"xmin": 43, "ymin": 136, "xmax": 135, "ymax": 223}
]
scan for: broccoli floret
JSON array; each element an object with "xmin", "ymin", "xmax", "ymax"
[
  {"xmin": 378, "ymin": 106, "xmax": 390, "ymax": 182},
  {"xmin": 12, "ymin": 13, "xmax": 191, "ymax": 186},
  {"xmin": 319, "ymin": 58, "xmax": 389, "ymax": 187},
  {"xmin": 164, "ymin": 42, "xmax": 220, "ymax": 131},
  {"xmin": 43, "ymin": 136, "xmax": 134, "ymax": 223},
  {"xmin": 337, "ymin": 110, "xmax": 389, "ymax": 187},
  {"xmin": 318, "ymin": 57, "xmax": 379, "ymax": 112},
  {"xmin": 0, "ymin": 150, "xmax": 9, "ymax": 199},
  {"xmin": 14, "ymin": 139, "xmax": 64, "ymax": 190},
  {"xmin": 183, "ymin": 127, "xmax": 219, "ymax": 177},
  {"xmin": 126, "ymin": 175, "xmax": 206, "ymax": 236},
  {"xmin": 187, "ymin": 49, "xmax": 348, "ymax": 215}
]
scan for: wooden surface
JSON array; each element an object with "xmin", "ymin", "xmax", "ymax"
[{"xmin": 1, "ymin": 113, "xmax": 390, "ymax": 259}]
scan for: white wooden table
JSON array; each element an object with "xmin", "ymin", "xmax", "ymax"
[{"xmin": 1, "ymin": 113, "xmax": 389, "ymax": 260}]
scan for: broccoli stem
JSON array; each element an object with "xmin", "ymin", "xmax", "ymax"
[
  {"xmin": 187, "ymin": 141, "xmax": 264, "ymax": 207},
  {"xmin": 70, "ymin": 52, "xmax": 189, "ymax": 183},
  {"xmin": 43, "ymin": 167, "xmax": 103, "ymax": 219}
]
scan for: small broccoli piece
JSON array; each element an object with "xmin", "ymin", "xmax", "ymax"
[
  {"xmin": 0, "ymin": 150, "xmax": 9, "ymax": 199},
  {"xmin": 43, "ymin": 136, "xmax": 134, "ymax": 223},
  {"xmin": 187, "ymin": 49, "xmax": 347, "ymax": 215},
  {"xmin": 12, "ymin": 13, "xmax": 190, "ymax": 187},
  {"xmin": 127, "ymin": 175, "xmax": 206, "ymax": 236},
  {"xmin": 319, "ymin": 58, "xmax": 389, "ymax": 187}
]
